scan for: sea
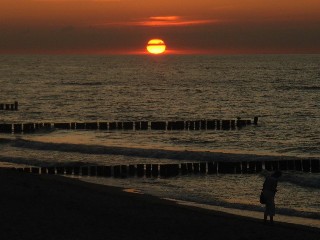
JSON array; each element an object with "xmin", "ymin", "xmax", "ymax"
[{"xmin": 0, "ymin": 54, "xmax": 319, "ymax": 227}]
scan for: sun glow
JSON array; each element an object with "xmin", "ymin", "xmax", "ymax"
[{"xmin": 146, "ymin": 39, "xmax": 166, "ymax": 54}]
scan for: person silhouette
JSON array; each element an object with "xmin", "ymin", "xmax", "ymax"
[{"xmin": 262, "ymin": 170, "xmax": 282, "ymax": 224}]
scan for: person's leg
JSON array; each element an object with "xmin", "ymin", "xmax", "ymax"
[
  {"xmin": 270, "ymin": 216, "xmax": 274, "ymax": 224},
  {"xmin": 264, "ymin": 212, "xmax": 268, "ymax": 222}
]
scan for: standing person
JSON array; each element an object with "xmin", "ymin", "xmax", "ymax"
[{"xmin": 262, "ymin": 170, "xmax": 282, "ymax": 224}]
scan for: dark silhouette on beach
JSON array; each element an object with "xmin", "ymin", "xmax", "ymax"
[{"xmin": 262, "ymin": 171, "xmax": 282, "ymax": 224}]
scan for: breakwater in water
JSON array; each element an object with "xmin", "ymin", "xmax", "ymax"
[
  {"xmin": 13, "ymin": 158, "xmax": 320, "ymax": 178},
  {"xmin": 0, "ymin": 117, "xmax": 258, "ymax": 133},
  {"xmin": 0, "ymin": 101, "xmax": 18, "ymax": 111}
]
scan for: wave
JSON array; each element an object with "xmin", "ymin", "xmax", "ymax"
[
  {"xmin": 2, "ymin": 138, "xmax": 312, "ymax": 163},
  {"xmin": 278, "ymin": 85, "xmax": 320, "ymax": 91},
  {"xmin": 259, "ymin": 170, "xmax": 320, "ymax": 189},
  {"xmin": 61, "ymin": 81, "xmax": 104, "ymax": 86},
  {"xmin": 0, "ymin": 156, "xmax": 89, "ymax": 168},
  {"xmin": 282, "ymin": 173, "xmax": 320, "ymax": 189}
]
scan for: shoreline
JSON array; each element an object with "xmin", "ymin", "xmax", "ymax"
[
  {"xmin": 164, "ymin": 198, "xmax": 320, "ymax": 229},
  {"xmin": 1, "ymin": 168, "xmax": 319, "ymax": 240}
]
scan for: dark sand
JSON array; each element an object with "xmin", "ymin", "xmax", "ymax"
[{"xmin": 0, "ymin": 168, "xmax": 319, "ymax": 240}]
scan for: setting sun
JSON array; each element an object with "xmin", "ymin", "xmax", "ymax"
[{"xmin": 146, "ymin": 39, "xmax": 166, "ymax": 54}]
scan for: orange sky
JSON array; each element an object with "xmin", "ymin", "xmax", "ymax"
[{"xmin": 1, "ymin": 0, "xmax": 320, "ymax": 54}]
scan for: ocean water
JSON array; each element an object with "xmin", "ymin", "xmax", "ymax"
[{"xmin": 0, "ymin": 55, "xmax": 319, "ymax": 227}]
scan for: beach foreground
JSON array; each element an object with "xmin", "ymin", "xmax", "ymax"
[{"xmin": 0, "ymin": 168, "xmax": 319, "ymax": 240}]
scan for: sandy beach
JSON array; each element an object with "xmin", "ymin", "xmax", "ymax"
[{"xmin": 0, "ymin": 168, "xmax": 319, "ymax": 240}]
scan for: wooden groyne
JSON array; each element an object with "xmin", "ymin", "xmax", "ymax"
[
  {"xmin": 0, "ymin": 101, "xmax": 18, "ymax": 111},
  {"xmin": 15, "ymin": 159, "xmax": 320, "ymax": 178},
  {"xmin": 0, "ymin": 117, "xmax": 258, "ymax": 133}
]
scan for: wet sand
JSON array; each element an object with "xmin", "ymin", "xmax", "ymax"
[{"xmin": 0, "ymin": 168, "xmax": 319, "ymax": 240}]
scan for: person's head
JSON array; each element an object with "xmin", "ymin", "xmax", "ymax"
[{"xmin": 272, "ymin": 170, "xmax": 282, "ymax": 178}]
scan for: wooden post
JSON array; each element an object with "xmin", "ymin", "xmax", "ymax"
[
  {"xmin": 13, "ymin": 124, "xmax": 23, "ymax": 133},
  {"xmin": 180, "ymin": 163, "xmax": 188, "ymax": 175},
  {"xmin": 200, "ymin": 120, "xmax": 206, "ymax": 130},
  {"xmin": 123, "ymin": 122, "xmax": 134, "ymax": 130},
  {"xmin": 279, "ymin": 161, "xmax": 288, "ymax": 171},
  {"xmin": 76, "ymin": 122, "xmax": 85, "ymax": 129},
  {"xmin": 170, "ymin": 164, "xmax": 179, "ymax": 177},
  {"xmin": 235, "ymin": 162, "xmax": 242, "ymax": 173},
  {"xmin": 128, "ymin": 165, "xmax": 136, "ymax": 177},
  {"xmin": 65, "ymin": 167, "xmax": 73, "ymax": 175},
  {"xmin": 295, "ymin": 160, "xmax": 302, "ymax": 171},
  {"xmin": 31, "ymin": 168, "xmax": 39, "ymax": 174},
  {"xmin": 81, "ymin": 166, "xmax": 89, "ymax": 176},
  {"xmin": 222, "ymin": 120, "xmax": 231, "ymax": 130},
  {"xmin": 146, "ymin": 164, "xmax": 152, "ymax": 177},
  {"xmin": 135, "ymin": 122, "xmax": 141, "ymax": 130},
  {"xmin": 216, "ymin": 120, "xmax": 221, "ymax": 130},
  {"xmin": 218, "ymin": 162, "xmax": 235, "ymax": 174},
  {"xmin": 287, "ymin": 161, "xmax": 295, "ymax": 170},
  {"xmin": 206, "ymin": 120, "xmax": 216, "ymax": 130},
  {"xmin": 56, "ymin": 167, "xmax": 64, "ymax": 175},
  {"xmin": 141, "ymin": 121, "xmax": 148, "ymax": 130},
  {"xmin": 200, "ymin": 162, "xmax": 206, "ymax": 174},
  {"xmin": 47, "ymin": 167, "xmax": 55, "ymax": 174},
  {"xmin": 231, "ymin": 120, "xmax": 236, "ymax": 130},
  {"xmin": 54, "ymin": 123, "xmax": 70, "ymax": 129},
  {"xmin": 74, "ymin": 167, "xmax": 80, "ymax": 175},
  {"xmin": 41, "ymin": 167, "xmax": 47, "ymax": 174},
  {"xmin": 256, "ymin": 161, "xmax": 263, "ymax": 172},
  {"xmin": 113, "ymin": 165, "xmax": 121, "ymax": 178},
  {"xmin": 264, "ymin": 161, "xmax": 273, "ymax": 171},
  {"xmin": 195, "ymin": 121, "xmax": 200, "ymax": 130},
  {"xmin": 121, "ymin": 165, "xmax": 128, "ymax": 178},
  {"xmin": 207, "ymin": 162, "xmax": 216, "ymax": 174},
  {"xmin": 187, "ymin": 163, "xmax": 193, "ymax": 173},
  {"xmin": 151, "ymin": 164, "xmax": 159, "ymax": 177},
  {"xmin": 302, "ymin": 160, "xmax": 311, "ymax": 172},
  {"xmin": 236, "ymin": 118, "xmax": 246, "ymax": 129},
  {"xmin": 160, "ymin": 164, "xmax": 167, "ymax": 177},
  {"xmin": 109, "ymin": 122, "xmax": 117, "ymax": 130},
  {"xmin": 241, "ymin": 162, "xmax": 248, "ymax": 173},
  {"xmin": 43, "ymin": 123, "xmax": 52, "ymax": 129},
  {"xmin": 0, "ymin": 124, "xmax": 12, "ymax": 133},
  {"xmin": 89, "ymin": 166, "xmax": 97, "ymax": 176},
  {"xmin": 117, "ymin": 122, "xmax": 123, "ymax": 130},
  {"xmin": 272, "ymin": 161, "xmax": 279, "ymax": 171},
  {"xmin": 137, "ymin": 164, "xmax": 144, "ymax": 177},
  {"xmin": 96, "ymin": 166, "xmax": 104, "ymax": 176},
  {"xmin": 193, "ymin": 163, "xmax": 200, "ymax": 174},
  {"xmin": 151, "ymin": 121, "xmax": 166, "ymax": 130},
  {"xmin": 99, "ymin": 122, "xmax": 108, "ymax": 130},
  {"xmin": 14, "ymin": 101, "xmax": 19, "ymax": 110},
  {"xmin": 23, "ymin": 123, "xmax": 35, "ymax": 133},
  {"xmin": 311, "ymin": 160, "xmax": 320, "ymax": 173},
  {"xmin": 85, "ymin": 122, "xmax": 98, "ymax": 130},
  {"xmin": 103, "ymin": 166, "xmax": 112, "ymax": 177},
  {"xmin": 248, "ymin": 162, "xmax": 256, "ymax": 173}
]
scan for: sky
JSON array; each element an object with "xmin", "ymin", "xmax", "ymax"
[{"xmin": 1, "ymin": 0, "xmax": 320, "ymax": 54}]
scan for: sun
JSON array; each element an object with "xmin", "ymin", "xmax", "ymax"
[{"xmin": 146, "ymin": 39, "xmax": 166, "ymax": 54}]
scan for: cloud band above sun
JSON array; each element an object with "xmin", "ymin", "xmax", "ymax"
[{"xmin": 96, "ymin": 16, "xmax": 217, "ymax": 27}]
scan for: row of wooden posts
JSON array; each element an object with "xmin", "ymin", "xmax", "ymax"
[
  {"xmin": 15, "ymin": 159, "xmax": 320, "ymax": 178},
  {"xmin": 0, "ymin": 101, "xmax": 18, "ymax": 111},
  {"xmin": 0, "ymin": 117, "xmax": 258, "ymax": 133}
]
